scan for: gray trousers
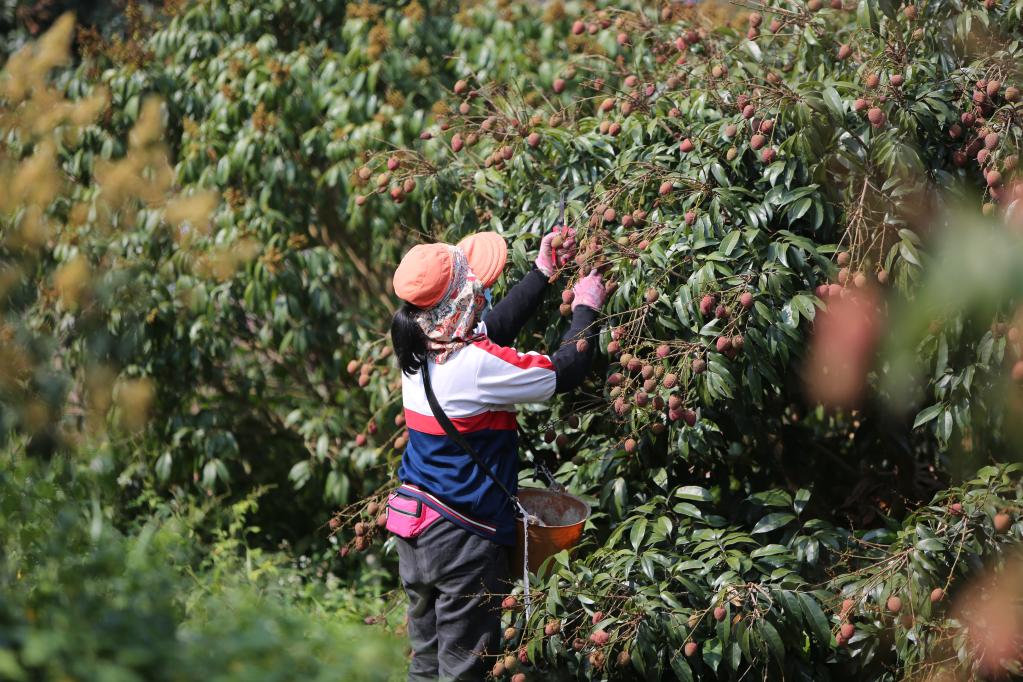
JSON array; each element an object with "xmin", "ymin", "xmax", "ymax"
[{"xmin": 395, "ymin": 518, "xmax": 511, "ymax": 681}]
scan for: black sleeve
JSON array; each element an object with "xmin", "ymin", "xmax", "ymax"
[
  {"xmin": 482, "ymin": 266, "xmax": 551, "ymax": 346},
  {"xmin": 551, "ymin": 305, "xmax": 599, "ymax": 393}
]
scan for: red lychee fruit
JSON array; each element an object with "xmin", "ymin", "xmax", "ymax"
[
  {"xmin": 716, "ymin": 336, "xmax": 732, "ymax": 353},
  {"xmin": 740, "ymin": 292, "xmax": 754, "ymax": 309},
  {"xmin": 692, "ymin": 358, "xmax": 708, "ymax": 374},
  {"xmin": 663, "ymin": 373, "xmax": 678, "ymax": 388},
  {"xmin": 761, "ymin": 147, "xmax": 777, "ymax": 163},
  {"xmin": 572, "ymin": 20, "xmax": 585, "ymax": 34},
  {"xmin": 685, "ymin": 210, "xmax": 697, "ymax": 225},
  {"xmin": 659, "ymin": 180, "xmax": 674, "ymax": 196},
  {"xmin": 886, "ymin": 596, "xmax": 902, "ymax": 614},
  {"xmin": 680, "ymin": 138, "xmax": 695, "ymax": 153},
  {"xmin": 930, "ymin": 587, "xmax": 945, "ymax": 603},
  {"xmin": 590, "ymin": 629, "xmax": 610, "ymax": 646},
  {"xmin": 700, "ymin": 294, "xmax": 716, "ymax": 316},
  {"xmin": 994, "ymin": 512, "xmax": 1011, "ymax": 533},
  {"xmin": 714, "ymin": 606, "xmax": 727, "ymax": 621},
  {"xmin": 840, "ymin": 622, "xmax": 855, "ymax": 639},
  {"xmin": 837, "ymin": 44, "xmax": 851, "ymax": 60},
  {"xmin": 355, "ymin": 433, "xmax": 367, "ymax": 446},
  {"xmin": 751, "ymin": 134, "xmax": 766, "ymax": 150},
  {"xmin": 867, "ymin": 107, "xmax": 885, "ymax": 126},
  {"xmin": 903, "ymin": 4, "xmax": 918, "ymax": 19},
  {"xmin": 865, "ymin": 73, "xmax": 880, "ymax": 88},
  {"xmin": 645, "ymin": 288, "xmax": 659, "ymax": 303},
  {"xmin": 656, "ymin": 344, "xmax": 671, "ymax": 358},
  {"xmin": 684, "ymin": 641, "xmax": 699, "ymax": 657}
]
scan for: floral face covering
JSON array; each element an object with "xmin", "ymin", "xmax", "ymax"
[{"xmin": 415, "ymin": 246, "xmax": 486, "ymax": 364}]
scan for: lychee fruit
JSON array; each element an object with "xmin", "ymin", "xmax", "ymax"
[
  {"xmin": 886, "ymin": 596, "xmax": 902, "ymax": 614},
  {"xmin": 684, "ymin": 641, "xmax": 699, "ymax": 657},
  {"xmin": 680, "ymin": 138, "xmax": 695, "ymax": 153},
  {"xmin": 714, "ymin": 606, "xmax": 727, "ymax": 621},
  {"xmin": 994, "ymin": 512, "xmax": 1011, "ymax": 533},
  {"xmin": 930, "ymin": 587, "xmax": 945, "ymax": 603}
]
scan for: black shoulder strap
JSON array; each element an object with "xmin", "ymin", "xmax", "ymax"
[{"xmin": 421, "ymin": 361, "xmax": 519, "ymax": 509}]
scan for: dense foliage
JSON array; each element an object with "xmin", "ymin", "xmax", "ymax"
[{"xmin": 2, "ymin": 0, "xmax": 1023, "ymax": 680}]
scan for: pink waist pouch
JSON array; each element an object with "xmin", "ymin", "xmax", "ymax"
[{"xmin": 385, "ymin": 490, "xmax": 442, "ymax": 538}]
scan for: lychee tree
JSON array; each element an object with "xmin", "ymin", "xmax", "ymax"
[{"xmin": 346, "ymin": 0, "xmax": 1023, "ymax": 678}]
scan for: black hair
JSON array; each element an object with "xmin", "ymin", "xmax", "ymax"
[{"xmin": 391, "ymin": 303, "xmax": 429, "ymax": 376}]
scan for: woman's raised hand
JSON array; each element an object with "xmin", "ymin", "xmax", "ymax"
[
  {"xmin": 535, "ymin": 226, "xmax": 577, "ymax": 277},
  {"xmin": 571, "ymin": 269, "xmax": 606, "ymax": 311}
]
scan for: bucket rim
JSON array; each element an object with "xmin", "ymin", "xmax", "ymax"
[{"xmin": 516, "ymin": 486, "xmax": 590, "ymax": 528}]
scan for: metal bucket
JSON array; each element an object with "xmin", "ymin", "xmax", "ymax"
[{"xmin": 513, "ymin": 488, "xmax": 589, "ymax": 577}]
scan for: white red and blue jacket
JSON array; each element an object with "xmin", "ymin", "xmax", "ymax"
[{"xmin": 397, "ymin": 267, "xmax": 598, "ymax": 546}]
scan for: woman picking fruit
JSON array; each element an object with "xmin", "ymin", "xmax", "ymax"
[{"xmin": 387, "ymin": 225, "xmax": 604, "ymax": 681}]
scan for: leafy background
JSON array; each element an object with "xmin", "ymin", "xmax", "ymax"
[{"xmin": 2, "ymin": 0, "xmax": 1023, "ymax": 679}]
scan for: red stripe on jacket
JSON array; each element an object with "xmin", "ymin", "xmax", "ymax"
[
  {"xmin": 472, "ymin": 338, "xmax": 555, "ymax": 370},
  {"xmin": 403, "ymin": 408, "xmax": 519, "ymax": 435}
]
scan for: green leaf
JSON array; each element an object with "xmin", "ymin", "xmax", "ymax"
[
  {"xmin": 913, "ymin": 403, "xmax": 944, "ymax": 429},
  {"xmin": 759, "ymin": 620, "xmax": 785, "ymax": 665},
  {"xmin": 751, "ymin": 513, "xmax": 796, "ymax": 534},
  {"xmin": 798, "ymin": 592, "xmax": 831, "ymax": 643},
  {"xmin": 675, "ymin": 486, "xmax": 713, "ymax": 502}
]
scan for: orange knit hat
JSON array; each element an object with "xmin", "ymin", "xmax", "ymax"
[
  {"xmin": 393, "ymin": 232, "xmax": 508, "ymax": 308},
  {"xmin": 456, "ymin": 231, "xmax": 507, "ymax": 287},
  {"xmin": 392, "ymin": 243, "xmax": 454, "ymax": 308}
]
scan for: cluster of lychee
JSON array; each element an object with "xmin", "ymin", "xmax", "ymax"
[
  {"xmin": 352, "ymin": 154, "xmax": 420, "ymax": 206},
  {"xmin": 346, "ymin": 354, "xmax": 407, "ymax": 450},
  {"xmin": 947, "ymin": 77, "xmax": 1020, "ymax": 209},
  {"xmin": 603, "ymin": 290, "xmax": 753, "ymax": 439},
  {"xmin": 330, "ymin": 498, "xmax": 387, "ymax": 556},
  {"xmin": 495, "ymin": 601, "xmax": 630, "ymax": 677},
  {"xmin": 815, "ymin": 249, "xmax": 886, "ymax": 301},
  {"xmin": 713, "ymin": 93, "xmax": 778, "ymax": 165}
]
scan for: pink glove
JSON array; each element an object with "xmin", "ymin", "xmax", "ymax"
[
  {"xmin": 535, "ymin": 226, "xmax": 577, "ymax": 278},
  {"xmin": 571, "ymin": 270, "xmax": 606, "ymax": 310}
]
